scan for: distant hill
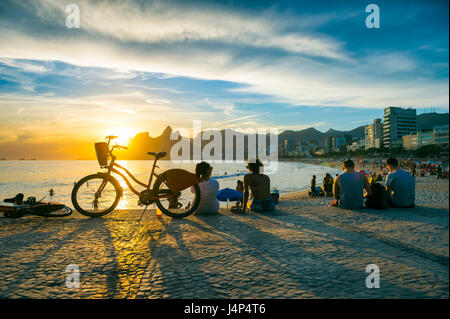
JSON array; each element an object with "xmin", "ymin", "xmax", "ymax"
[
  {"xmin": 122, "ymin": 126, "xmax": 177, "ymax": 160},
  {"xmin": 417, "ymin": 112, "xmax": 449, "ymax": 130},
  {"xmin": 278, "ymin": 112, "xmax": 448, "ymax": 145},
  {"xmin": 278, "ymin": 128, "xmax": 324, "ymax": 145},
  {"xmin": 278, "ymin": 125, "xmax": 366, "ymax": 145},
  {"xmin": 117, "ymin": 112, "xmax": 448, "ymax": 159},
  {"xmin": 120, "ymin": 126, "xmax": 274, "ymax": 160}
]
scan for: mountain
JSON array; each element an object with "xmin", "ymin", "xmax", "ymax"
[
  {"xmin": 348, "ymin": 125, "xmax": 366, "ymax": 138},
  {"xmin": 277, "ymin": 112, "xmax": 449, "ymax": 145},
  {"xmin": 120, "ymin": 126, "xmax": 274, "ymax": 160},
  {"xmin": 123, "ymin": 126, "xmax": 177, "ymax": 159},
  {"xmin": 417, "ymin": 113, "xmax": 449, "ymax": 130},
  {"xmin": 278, "ymin": 125, "xmax": 366, "ymax": 145},
  {"xmin": 279, "ymin": 128, "xmax": 324, "ymax": 144},
  {"xmin": 117, "ymin": 112, "xmax": 448, "ymax": 159}
]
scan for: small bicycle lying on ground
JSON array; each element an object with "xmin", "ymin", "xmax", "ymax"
[
  {"xmin": 71, "ymin": 136, "xmax": 201, "ymax": 218},
  {"xmin": 0, "ymin": 193, "xmax": 73, "ymax": 218}
]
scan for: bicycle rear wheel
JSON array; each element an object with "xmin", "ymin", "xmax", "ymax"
[
  {"xmin": 71, "ymin": 173, "xmax": 122, "ymax": 217},
  {"xmin": 153, "ymin": 177, "xmax": 200, "ymax": 218}
]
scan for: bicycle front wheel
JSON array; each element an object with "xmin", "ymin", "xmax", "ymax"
[
  {"xmin": 42, "ymin": 206, "xmax": 73, "ymax": 217},
  {"xmin": 71, "ymin": 174, "xmax": 122, "ymax": 217},
  {"xmin": 153, "ymin": 177, "xmax": 200, "ymax": 218}
]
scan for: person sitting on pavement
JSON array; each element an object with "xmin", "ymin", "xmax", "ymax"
[
  {"xmin": 323, "ymin": 173, "xmax": 334, "ymax": 196},
  {"xmin": 192, "ymin": 161, "xmax": 219, "ymax": 214},
  {"xmin": 242, "ymin": 159, "xmax": 275, "ymax": 213},
  {"xmin": 309, "ymin": 175, "xmax": 323, "ymax": 197},
  {"xmin": 330, "ymin": 159, "xmax": 372, "ymax": 209},
  {"xmin": 232, "ymin": 180, "xmax": 244, "ymax": 209},
  {"xmin": 385, "ymin": 157, "xmax": 415, "ymax": 208}
]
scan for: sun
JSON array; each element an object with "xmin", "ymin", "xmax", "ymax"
[{"xmin": 109, "ymin": 127, "xmax": 136, "ymax": 146}]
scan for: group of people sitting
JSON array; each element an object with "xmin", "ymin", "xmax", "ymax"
[
  {"xmin": 192, "ymin": 156, "xmax": 415, "ymax": 215},
  {"xmin": 330, "ymin": 157, "xmax": 415, "ymax": 209},
  {"xmin": 193, "ymin": 159, "xmax": 276, "ymax": 215}
]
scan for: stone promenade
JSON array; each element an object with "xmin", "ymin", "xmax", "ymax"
[{"xmin": 0, "ymin": 192, "xmax": 448, "ymax": 299}]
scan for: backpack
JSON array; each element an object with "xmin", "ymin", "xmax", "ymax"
[{"xmin": 365, "ymin": 182, "xmax": 388, "ymax": 210}]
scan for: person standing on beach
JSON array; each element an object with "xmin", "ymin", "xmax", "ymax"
[
  {"xmin": 437, "ymin": 165, "xmax": 442, "ymax": 179},
  {"xmin": 410, "ymin": 163, "xmax": 416, "ymax": 178},
  {"xmin": 331, "ymin": 159, "xmax": 372, "ymax": 209},
  {"xmin": 385, "ymin": 157, "xmax": 415, "ymax": 208},
  {"xmin": 311, "ymin": 175, "xmax": 317, "ymax": 196}
]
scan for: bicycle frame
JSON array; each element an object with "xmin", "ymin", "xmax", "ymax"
[
  {"xmin": 95, "ymin": 151, "xmax": 170, "ymax": 202},
  {"xmin": 93, "ymin": 137, "xmax": 198, "ymax": 203},
  {"xmin": 110, "ymin": 155, "xmax": 160, "ymax": 195}
]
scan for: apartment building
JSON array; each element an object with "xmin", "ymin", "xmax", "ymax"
[
  {"xmin": 383, "ymin": 107, "xmax": 417, "ymax": 148},
  {"xmin": 365, "ymin": 118, "xmax": 383, "ymax": 150}
]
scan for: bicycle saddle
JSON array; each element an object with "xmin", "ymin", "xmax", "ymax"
[
  {"xmin": 147, "ymin": 151, "xmax": 167, "ymax": 159},
  {"xmin": 4, "ymin": 193, "xmax": 24, "ymax": 204}
]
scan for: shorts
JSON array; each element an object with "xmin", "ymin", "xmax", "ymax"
[{"xmin": 250, "ymin": 196, "xmax": 275, "ymax": 212}]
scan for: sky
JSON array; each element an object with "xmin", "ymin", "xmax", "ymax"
[{"xmin": 0, "ymin": 0, "xmax": 448, "ymax": 159}]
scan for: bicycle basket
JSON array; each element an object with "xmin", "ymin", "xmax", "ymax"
[{"xmin": 95, "ymin": 142, "xmax": 109, "ymax": 166}]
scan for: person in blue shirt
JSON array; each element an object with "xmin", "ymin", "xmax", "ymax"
[{"xmin": 385, "ymin": 157, "xmax": 415, "ymax": 208}]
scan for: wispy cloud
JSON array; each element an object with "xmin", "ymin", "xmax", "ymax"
[
  {"xmin": 0, "ymin": 58, "xmax": 48, "ymax": 74},
  {"xmin": 0, "ymin": 0, "xmax": 447, "ymax": 110},
  {"xmin": 0, "ymin": 0, "xmax": 448, "ymax": 159}
]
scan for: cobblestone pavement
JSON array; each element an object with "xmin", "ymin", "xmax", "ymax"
[{"xmin": 0, "ymin": 197, "xmax": 448, "ymax": 298}]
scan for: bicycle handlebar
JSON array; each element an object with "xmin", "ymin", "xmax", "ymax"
[{"xmin": 111, "ymin": 144, "xmax": 128, "ymax": 151}]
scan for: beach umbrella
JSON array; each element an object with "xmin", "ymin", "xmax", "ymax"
[
  {"xmin": 216, "ymin": 188, "xmax": 243, "ymax": 202},
  {"xmin": 216, "ymin": 188, "xmax": 243, "ymax": 209}
]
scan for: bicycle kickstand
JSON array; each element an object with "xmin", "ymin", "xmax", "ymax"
[{"xmin": 138, "ymin": 205, "xmax": 149, "ymax": 223}]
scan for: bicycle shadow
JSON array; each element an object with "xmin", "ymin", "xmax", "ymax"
[{"xmin": 144, "ymin": 217, "xmax": 225, "ymax": 298}]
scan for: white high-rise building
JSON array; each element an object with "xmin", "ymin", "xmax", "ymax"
[{"xmin": 383, "ymin": 107, "xmax": 417, "ymax": 148}]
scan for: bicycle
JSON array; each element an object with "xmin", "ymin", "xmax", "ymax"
[
  {"xmin": 71, "ymin": 136, "xmax": 201, "ymax": 218},
  {"xmin": 0, "ymin": 193, "xmax": 72, "ymax": 218}
]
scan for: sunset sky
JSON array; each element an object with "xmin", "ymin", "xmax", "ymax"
[{"xmin": 0, "ymin": 0, "xmax": 448, "ymax": 159}]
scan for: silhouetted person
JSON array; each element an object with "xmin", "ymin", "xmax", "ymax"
[
  {"xmin": 331, "ymin": 159, "xmax": 372, "ymax": 209},
  {"xmin": 192, "ymin": 162, "xmax": 219, "ymax": 214},
  {"xmin": 242, "ymin": 159, "xmax": 274, "ymax": 213},
  {"xmin": 323, "ymin": 173, "xmax": 333, "ymax": 197},
  {"xmin": 385, "ymin": 157, "xmax": 415, "ymax": 208}
]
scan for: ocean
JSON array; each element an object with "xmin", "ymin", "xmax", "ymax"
[{"xmin": 0, "ymin": 160, "xmax": 343, "ymax": 209}]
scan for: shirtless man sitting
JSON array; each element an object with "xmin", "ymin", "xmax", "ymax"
[{"xmin": 242, "ymin": 159, "xmax": 275, "ymax": 213}]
